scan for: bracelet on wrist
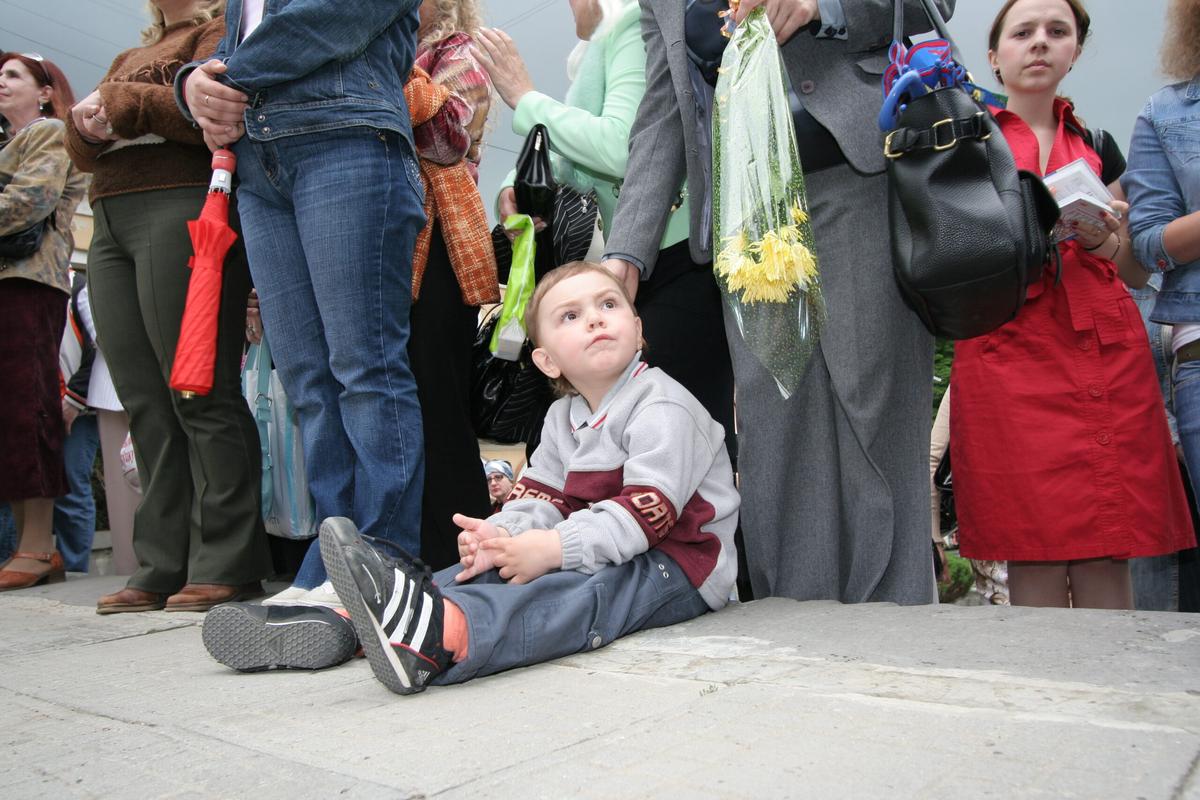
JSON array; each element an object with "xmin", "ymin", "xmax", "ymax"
[
  {"xmin": 1083, "ymin": 233, "xmax": 1114, "ymax": 252},
  {"xmin": 1109, "ymin": 234, "xmax": 1122, "ymax": 262}
]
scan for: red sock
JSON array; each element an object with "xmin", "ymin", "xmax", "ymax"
[{"xmin": 442, "ymin": 599, "xmax": 469, "ymax": 663}]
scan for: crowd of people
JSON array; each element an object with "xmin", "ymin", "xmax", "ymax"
[{"xmin": 1, "ymin": 0, "xmax": 1198, "ymax": 694}]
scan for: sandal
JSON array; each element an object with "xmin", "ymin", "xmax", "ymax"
[{"xmin": 0, "ymin": 551, "xmax": 66, "ymax": 592}]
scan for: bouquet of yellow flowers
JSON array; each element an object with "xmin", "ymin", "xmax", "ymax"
[{"xmin": 712, "ymin": 6, "xmax": 825, "ymax": 398}]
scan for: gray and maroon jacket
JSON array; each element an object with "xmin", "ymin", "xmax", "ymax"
[{"xmin": 489, "ymin": 357, "xmax": 739, "ymax": 610}]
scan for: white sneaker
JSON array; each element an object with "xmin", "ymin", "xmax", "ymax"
[
  {"xmin": 294, "ymin": 580, "xmax": 344, "ymax": 610},
  {"xmin": 260, "ymin": 585, "xmax": 308, "ymax": 606}
]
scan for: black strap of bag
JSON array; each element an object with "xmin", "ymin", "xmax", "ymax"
[{"xmin": 885, "ymin": 0, "xmax": 1060, "ymax": 340}]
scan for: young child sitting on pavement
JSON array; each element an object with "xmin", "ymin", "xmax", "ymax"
[{"xmin": 203, "ymin": 262, "xmax": 739, "ymax": 694}]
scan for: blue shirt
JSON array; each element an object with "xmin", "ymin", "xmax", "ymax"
[{"xmin": 1122, "ymin": 77, "xmax": 1200, "ymax": 324}]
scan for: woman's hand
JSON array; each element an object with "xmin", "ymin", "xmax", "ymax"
[
  {"xmin": 71, "ymin": 91, "xmax": 117, "ymax": 144},
  {"xmin": 1073, "ymin": 200, "xmax": 1126, "ymax": 254},
  {"xmin": 245, "ymin": 289, "xmax": 263, "ymax": 345},
  {"xmin": 472, "ymin": 28, "xmax": 535, "ymax": 110},
  {"xmin": 498, "ymin": 187, "xmax": 546, "ymax": 239},
  {"xmin": 732, "ymin": 0, "xmax": 820, "ymax": 44},
  {"xmin": 61, "ymin": 397, "xmax": 80, "ymax": 435},
  {"xmin": 183, "ymin": 60, "xmax": 248, "ymax": 147}
]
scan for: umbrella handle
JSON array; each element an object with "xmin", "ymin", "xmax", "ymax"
[{"xmin": 210, "ymin": 149, "xmax": 236, "ymax": 194}]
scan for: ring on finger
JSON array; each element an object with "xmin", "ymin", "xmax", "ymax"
[{"xmin": 204, "ymin": 94, "xmax": 211, "ymax": 106}]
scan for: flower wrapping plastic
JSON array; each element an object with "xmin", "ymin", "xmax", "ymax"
[{"xmin": 712, "ymin": 7, "xmax": 825, "ymax": 399}]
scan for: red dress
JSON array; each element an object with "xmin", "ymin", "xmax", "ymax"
[{"xmin": 950, "ymin": 100, "xmax": 1195, "ymax": 562}]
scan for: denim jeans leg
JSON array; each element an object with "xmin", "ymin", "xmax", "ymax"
[
  {"xmin": 0, "ymin": 504, "xmax": 16, "ymax": 563},
  {"xmin": 53, "ymin": 413, "xmax": 100, "ymax": 572},
  {"xmin": 235, "ymin": 129, "xmax": 426, "ymax": 587},
  {"xmin": 1173, "ymin": 359, "xmax": 1200, "ymax": 513}
]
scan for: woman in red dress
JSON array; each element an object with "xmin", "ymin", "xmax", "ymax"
[{"xmin": 950, "ymin": 0, "xmax": 1195, "ymax": 608}]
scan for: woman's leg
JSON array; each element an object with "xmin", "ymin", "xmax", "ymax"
[
  {"xmin": 409, "ymin": 224, "xmax": 490, "ymax": 570},
  {"xmin": 52, "ymin": 413, "xmax": 100, "ymax": 571},
  {"xmin": 1008, "ymin": 561, "xmax": 1071, "ymax": 607},
  {"xmin": 636, "ymin": 240, "xmax": 736, "ymax": 462},
  {"xmin": 9, "ymin": 498, "xmax": 55, "ymax": 563},
  {"xmin": 236, "ymin": 129, "xmax": 426, "ymax": 587},
  {"xmin": 96, "ymin": 409, "xmax": 140, "ymax": 575},
  {"xmin": 1068, "ymin": 557, "xmax": 1134, "ymax": 610},
  {"xmin": 88, "ymin": 196, "xmax": 191, "ymax": 593},
  {"xmin": 0, "ymin": 278, "xmax": 70, "ymax": 577}
]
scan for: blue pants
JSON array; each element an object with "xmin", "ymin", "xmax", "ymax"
[
  {"xmin": 433, "ymin": 551, "xmax": 711, "ymax": 685},
  {"xmin": 0, "ymin": 504, "xmax": 14, "ymax": 563},
  {"xmin": 54, "ymin": 413, "xmax": 100, "ymax": 572},
  {"xmin": 234, "ymin": 127, "xmax": 427, "ymax": 589}
]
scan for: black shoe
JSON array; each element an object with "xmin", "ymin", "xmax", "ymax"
[
  {"xmin": 318, "ymin": 517, "xmax": 452, "ymax": 695},
  {"xmin": 202, "ymin": 602, "xmax": 358, "ymax": 672}
]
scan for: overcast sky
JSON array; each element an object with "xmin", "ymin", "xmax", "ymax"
[{"xmin": 3, "ymin": 1, "xmax": 1171, "ymax": 222}]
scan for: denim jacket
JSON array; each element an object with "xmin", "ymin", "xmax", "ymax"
[
  {"xmin": 1122, "ymin": 77, "xmax": 1200, "ymax": 324},
  {"xmin": 174, "ymin": 0, "xmax": 420, "ymax": 145}
]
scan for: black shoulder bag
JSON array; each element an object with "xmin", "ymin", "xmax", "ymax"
[
  {"xmin": 882, "ymin": 0, "xmax": 1060, "ymax": 340},
  {"xmin": 0, "ymin": 179, "xmax": 55, "ymax": 260},
  {"xmin": 494, "ymin": 124, "xmax": 598, "ymax": 282}
]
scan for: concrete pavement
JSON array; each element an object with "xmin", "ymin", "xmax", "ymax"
[{"xmin": 1, "ymin": 575, "xmax": 1198, "ymax": 799}]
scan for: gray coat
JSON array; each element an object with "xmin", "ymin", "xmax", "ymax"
[
  {"xmin": 608, "ymin": 0, "xmax": 956, "ymax": 604},
  {"xmin": 606, "ymin": 0, "xmax": 956, "ymax": 271}
]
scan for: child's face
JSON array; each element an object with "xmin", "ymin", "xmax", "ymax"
[{"xmin": 531, "ymin": 271, "xmax": 642, "ymax": 391}]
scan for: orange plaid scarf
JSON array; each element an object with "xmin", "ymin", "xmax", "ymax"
[{"xmin": 405, "ymin": 66, "xmax": 500, "ymax": 305}]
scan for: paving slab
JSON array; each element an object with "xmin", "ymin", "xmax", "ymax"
[{"xmin": 1, "ymin": 577, "xmax": 1198, "ymax": 799}]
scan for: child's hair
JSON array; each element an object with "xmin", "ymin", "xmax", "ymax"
[{"xmin": 524, "ymin": 261, "xmax": 638, "ymax": 396}]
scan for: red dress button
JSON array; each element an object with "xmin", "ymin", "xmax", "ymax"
[{"xmin": 1097, "ymin": 432, "xmax": 1112, "ymax": 445}]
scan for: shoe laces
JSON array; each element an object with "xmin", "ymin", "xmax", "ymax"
[{"xmin": 360, "ymin": 534, "xmax": 434, "ymax": 583}]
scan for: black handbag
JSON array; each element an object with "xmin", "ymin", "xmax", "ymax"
[
  {"xmin": 0, "ymin": 179, "xmax": 54, "ymax": 260},
  {"xmin": 470, "ymin": 306, "xmax": 555, "ymax": 445},
  {"xmin": 882, "ymin": 0, "xmax": 1060, "ymax": 340},
  {"xmin": 514, "ymin": 123, "xmax": 556, "ymax": 222},
  {"xmin": 492, "ymin": 184, "xmax": 598, "ymax": 283}
]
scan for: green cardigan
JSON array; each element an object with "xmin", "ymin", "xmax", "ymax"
[{"xmin": 503, "ymin": 2, "xmax": 690, "ymax": 250}]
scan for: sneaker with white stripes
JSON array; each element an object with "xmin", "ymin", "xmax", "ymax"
[{"xmin": 318, "ymin": 517, "xmax": 452, "ymax": 695}]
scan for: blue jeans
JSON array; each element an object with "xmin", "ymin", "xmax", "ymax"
[
  {"xmin": 234, "ymin": 127, "xmax": 426, "ymax": 589},
  {"xmin": 0, "ymin": 504, "xmax": 15, "ymax": 563},
  {"xmin": 1174, "ymin": 358, "xmax": 1200, "ymax": 514},
  {"xmin": 54, "ymin": 413, "xmax": 100, "ymax": 572},
  {"xmin": 432, "ymin": 552, "xmax": 711, "ymax": 685}
]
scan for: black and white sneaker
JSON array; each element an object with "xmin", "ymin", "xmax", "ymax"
[
  {"xmin": 319, "ymin": 517, "xmax": 452, "ymax": 695},
  {"xmin": 202, "ymin": 602, "xmax": 358, "ymax": 672}
]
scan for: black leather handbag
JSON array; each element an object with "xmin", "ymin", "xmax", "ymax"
[
  {"xmin": 883, "ymin": 0, "xmax": 1060, "ymax": 340},
  {"xmin": 470, "ymin": 306, "xmax": 554, "ymax": 445},
  {"xmin": 492, "ymin": 184, "xmax": 598, "ymax": 283},
  {"xmin": 0, "ymin": 179, "xmax": 53, "ymax": 260},
  {"xmin": 514, "ymin": 123, "xmax": 557, "ymax": 222}
]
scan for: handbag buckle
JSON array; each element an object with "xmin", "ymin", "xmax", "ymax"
[
  {"xmin": 883, "ymin": 130, "xmax": 903, "ymax": 159},
  {"xmin": 932, "ymin": 118, "xmax": 957, "ymax": 151}
]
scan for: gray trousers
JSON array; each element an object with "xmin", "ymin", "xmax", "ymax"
[
  {"xmin": 433, "ymin": 551, "xmax": 709, "ymax": 684},
  {"xmin": 730, "ymin": 164, "xmax": 937, "ymax": 605},
  {"xmin": 88, "ymin": 188, "xmax": 271, "ymax": 591}
]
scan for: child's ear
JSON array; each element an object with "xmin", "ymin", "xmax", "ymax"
[
  {"xmin": 634, "ymin": 317, "xmax": 643, "ymax": 349},
  {"xmin": 531, "ymin": 346, "xmax": 561, "ymax": 380}
]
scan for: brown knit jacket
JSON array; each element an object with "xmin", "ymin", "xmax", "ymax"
[
  {"xmin": 64, "ymin": 18, "xmax": 225, "ymax": 201},
  {"xmin": 405, "ymin": 65, "xmax": 499, "ymax": 306}
]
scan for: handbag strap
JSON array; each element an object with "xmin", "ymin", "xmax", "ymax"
[
  {"xmin": 246, "ymin": 338, "xmax": 276, "ymax": 514},
  {"xmin": 893, "ymin": 0, "xmax": 965, "ymax": 67}
]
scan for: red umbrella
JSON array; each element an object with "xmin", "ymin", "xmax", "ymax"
[{"xmin": 170, "ymin": 149, "xmax": 238, "ymax": 398}]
